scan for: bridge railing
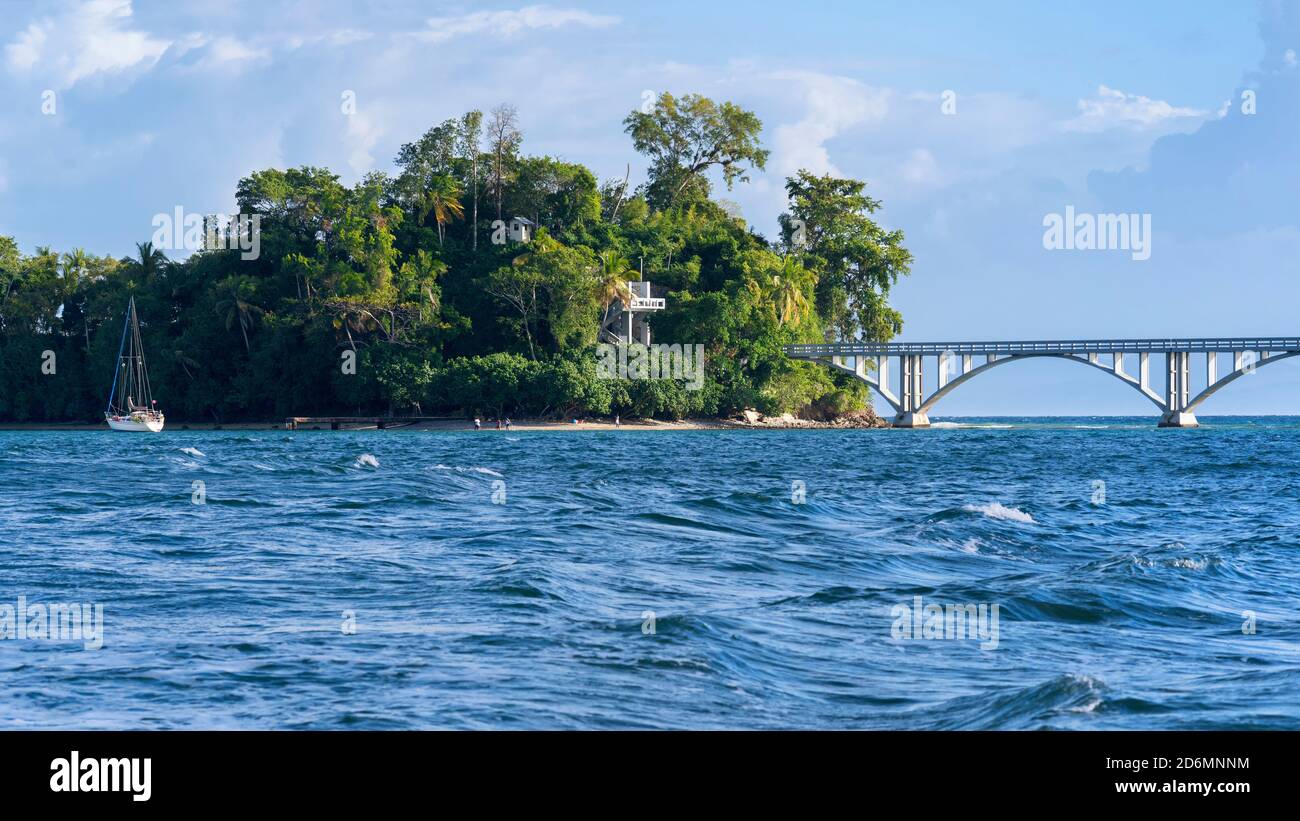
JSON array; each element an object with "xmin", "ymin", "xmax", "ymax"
[{"xmin": 786, "ymin": 338, "xmax": 1300, "ymax": 357}]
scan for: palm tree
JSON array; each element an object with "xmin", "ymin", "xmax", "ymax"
[
  {"xmin": 61, "ymin": 249, "xmax": 92, "ymax": 350},
  {"xmin": 329, "ymin": 301, "xmax": 391, "ymax": 351},
  {"xmin": 212, "ymin": 276, "xmax": 264, "ymax": 352},
  {"xmin": 172, "ymin": 349, "xmax": 201, "ymax": 382},
  {"xmin": 403, "ymin": 249, "xmax": 445, "ymax": 321},
  {"xmin": 424, "ymin": 175, "xmax": 464, "ymax": 246},
  {"xmin": 772, "ymin": 257, "xmax": 811, "ymax": 326},
  {"xmin": 135, "ymin": 241, "xmax": 168, "ymax": 281},
  {"xmin": 595, "ymin": 251, "xmax": 636, "ymax": 313},
  {"xmin": 742, "ymin": 276, "xmax": 775, "ymax": 322},
  {"xmin": 61, "ymin": 248, "xmax": 89, "ymax": 281}
]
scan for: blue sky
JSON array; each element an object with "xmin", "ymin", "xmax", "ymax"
[{"xmin": 1, "ymin": 0, "xmax": 1298, "ymax": 415}]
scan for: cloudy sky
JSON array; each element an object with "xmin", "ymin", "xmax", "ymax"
[{"xmin": 3, "ymin": 0, "xmax": 1299, "ymax": 414}]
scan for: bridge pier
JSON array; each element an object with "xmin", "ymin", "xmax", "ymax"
[
  {"xmin": 893, "ymin": 411, "xmax": 931, "ymax": 428},
  {"xmin": 1158, "ymin": 351, "xmax": 1198, "ymax": 427},
  {"xmin": 1157, "ymin": 411, "xmax": 1199, "ymax": 427},
  {"xmin": 895, "ymin": 355, "xmax": 931, "ymax": 427}
]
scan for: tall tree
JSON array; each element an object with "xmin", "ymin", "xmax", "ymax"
[
  {"xmin": 61, "ymin": 248, "xmax": 92, "ymax": 351},
  {"xmin": 623, "ymin": 92, "xmax": 769, "ymax": 210},
  {"xmin": 460, "ymin": 110, "xmax": 483, "ymax": 251},
  {"xmin": 778, "ymin": 170, "xmax": 912, "ymax": 342},
  {"xmin": 486, "ymin": 104, "xmax": 522, "ymax": 221}
]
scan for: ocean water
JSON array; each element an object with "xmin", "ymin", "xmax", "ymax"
[{"xmin": 2, "ymin": 417, "xmax": 1299, "ymax": 729}]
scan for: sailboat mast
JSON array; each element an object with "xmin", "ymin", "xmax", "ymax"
[
  {"xmin": 132, "ymin": 299, "xmax": 153, "ymax": 408},
  {"xmin": 105, "ymin": 296, "xmax": 132, "ymax": 415}
]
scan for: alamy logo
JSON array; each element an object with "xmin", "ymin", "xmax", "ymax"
[
  {"xmin": 890, "ymin": 595, "xmax": 1000, "ymax": 650},
  {"xmin": 596, "ymin": 343, "xmax": 705, "ymax": 391},
  {"xmin": 50, "ymin": 751, "xmax": 151, "ymax": 802},
  {"xmin": 0, "ymin": 596, "xmax": 103, "ymax": 650},
  {"xmin": 152, "ymin": 207, "xmax": 262, "ymax": 260},
  {"xmin": 1042, "ymin": 206, "xmax": 1151, "ymax": 261}
]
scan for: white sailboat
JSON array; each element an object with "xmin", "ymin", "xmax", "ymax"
[{"xmin": 104, "ymin": 296, "xmax": 165, "ymax": 432}]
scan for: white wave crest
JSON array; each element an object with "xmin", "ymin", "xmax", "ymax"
[
  {"xmin": 964, "ymin": 502, "xmax": 1035, "ymax": 523},
  {"xmin": 433, "ymin": 464, "xmax": 502, "ymax": 477},
  {"xmin": 181, "ymin": 447, "xmax": 205, "ymax": 458},
  {"xmin": 354, "ymin": 454, "xmax": 379, "ymax": 469}
]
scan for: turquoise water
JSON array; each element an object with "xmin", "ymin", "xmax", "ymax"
[{"xmin": 2, "ymin": 418, "xmax": 1298, "ymax": 729}]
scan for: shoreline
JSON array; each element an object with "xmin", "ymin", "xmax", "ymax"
[
  {"xmin": 0, "ymin": 415, "xmax": 886, "ymax": 432},
  {"xmin": 0, "ymin": 419, "xmax": 833, "ymax": 432},
  {"xmin": 2, "ymin": 413, "xmax": 1296, "ymax": 432}
]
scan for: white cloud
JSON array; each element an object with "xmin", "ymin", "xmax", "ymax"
[
  {"xmin": 767, "ymin": 71, "xmax": 891, "ymax": 177},
  {"xmin": 900, "ymin": 148, "xmax": 940, "ymax": 185},
  {"xmin": 5, "ymin": 22, "xmax": 48, "ymax": 71},
  {"xmin": 4, "ymin": 0, "xmax": 170, "ymax": 89},
  {"xmin": 1062, "ymin": 85, "xmax": 1207, "ymax": 132},
  {"xmin": 412, "ymin": 5, "xmax": 619, "ymax": 43},
  {"xmin": 203, "ymin": 37, "xmax": 269, "ymax": 66},
  {"xmin": 162, "ymin": 33, "xmax": 271, "ymax": 70},
  {"xmin": 345, "ymin": 112, "xmax": 382, "ymax": 175},
  {"xmin": 285, "ymin": 29, "xmax": 375, "ymax": 50}
]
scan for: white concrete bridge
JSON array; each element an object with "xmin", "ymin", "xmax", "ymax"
[{"xmin": 784, "ymin": 338, "xmax": 1300, "ymax": 427}]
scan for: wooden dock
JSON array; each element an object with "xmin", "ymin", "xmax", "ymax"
[{"xmin": 284, "ymin": 416, "xmax": 459, "ymax": 430}]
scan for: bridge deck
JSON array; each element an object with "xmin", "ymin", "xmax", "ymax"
[{"xmin": 786, "ymin": 337, "xmax": 1300, "ymax": 357}]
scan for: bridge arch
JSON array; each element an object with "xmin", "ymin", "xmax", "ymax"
[
  {"xmin": 916, "ymin": 353, "xmax": 1164, "ymax": 415},
  {"xmin": 1184, "ymin": 350, "xmax": 1300, "ymax": 413},
  {"xmin": 822, "ymin": 358, "xmax": 900, "ymax": 414}
]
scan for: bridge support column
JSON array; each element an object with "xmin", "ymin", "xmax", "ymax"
[
  {"xmin": 894, "ymin": 411, "xmax": 930, "ymax": 427},
  {"xmin": 894, "ymin": 410, "xmax": 930, "ymax": 427},
  {"xmin": 894, "ymin": 355, "xmax": 930, "ymax": 427},
  {"xmin": 1158, "ymin": 411, "xmax": 1198, "ymax": 427},
  {"xmin": 1158, "ymin": 351, "xmax": 1198, "ymax": 427},
  {"xmin": 899, "ymin": 355, "xmax": 912, "ymax": 412}
]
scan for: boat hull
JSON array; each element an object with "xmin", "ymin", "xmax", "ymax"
[{"xmin": 106, "ymin": 414, "xmax": 165, "ymax": 432}]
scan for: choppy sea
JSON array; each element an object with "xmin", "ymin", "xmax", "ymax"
[{"xmin": 2, "ymin": 417, "xmax": 1298, "ymax": 728}]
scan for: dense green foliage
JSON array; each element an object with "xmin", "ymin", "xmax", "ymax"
[{"xmin": 0, "ymin": 93, "xmax": 911, "ymax": 423}]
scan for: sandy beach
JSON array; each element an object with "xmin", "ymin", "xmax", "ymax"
[
  {"xmin": 0, "ymin": 415, "xmax": 884, "ymax": 432},
  {"xmin": 0, "ymin": 418, "xmax": 735, "ymax": 432}
]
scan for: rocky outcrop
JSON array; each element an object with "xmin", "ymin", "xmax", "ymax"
[{"xmin": 728, "ymin": 407, "xmax": 886, "ymax": 429}]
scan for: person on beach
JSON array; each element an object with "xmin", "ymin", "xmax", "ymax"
[
  {"xmin": 495, "ymin": 418, "xmax": 501, "ymax": 430},
  {"xmin": 615, "ymin": 414, "xmax": 620, "ymax": 428},
  {"xmin": 505, "ymin": 418, "xmax": 512, "ymax": 430},
  {"xmin": 474, "ymin": 418, "xmax": 481, "ymax": 430}
]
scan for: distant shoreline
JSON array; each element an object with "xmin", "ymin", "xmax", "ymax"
[
  {"xmin": 0, "ymin": 418, "xmax": 848, "ymax": 432},
  {"xmin": 4, "ymin": 414, "xmax": 1290, "ymax": 432}
]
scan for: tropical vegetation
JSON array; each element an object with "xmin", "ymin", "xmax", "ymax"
[{"xmin": 0, "ymin": 92, "xmax": 912, "ymax": 423}]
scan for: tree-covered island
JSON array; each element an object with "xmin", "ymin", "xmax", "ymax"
[{"xmin": 0, "ymin": 93, "xmax": 912, "ymax": 424}]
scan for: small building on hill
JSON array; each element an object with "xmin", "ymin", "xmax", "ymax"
[{"xmin": 508, "ymin": 216, "xmax": 535, "ymax": 243}]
